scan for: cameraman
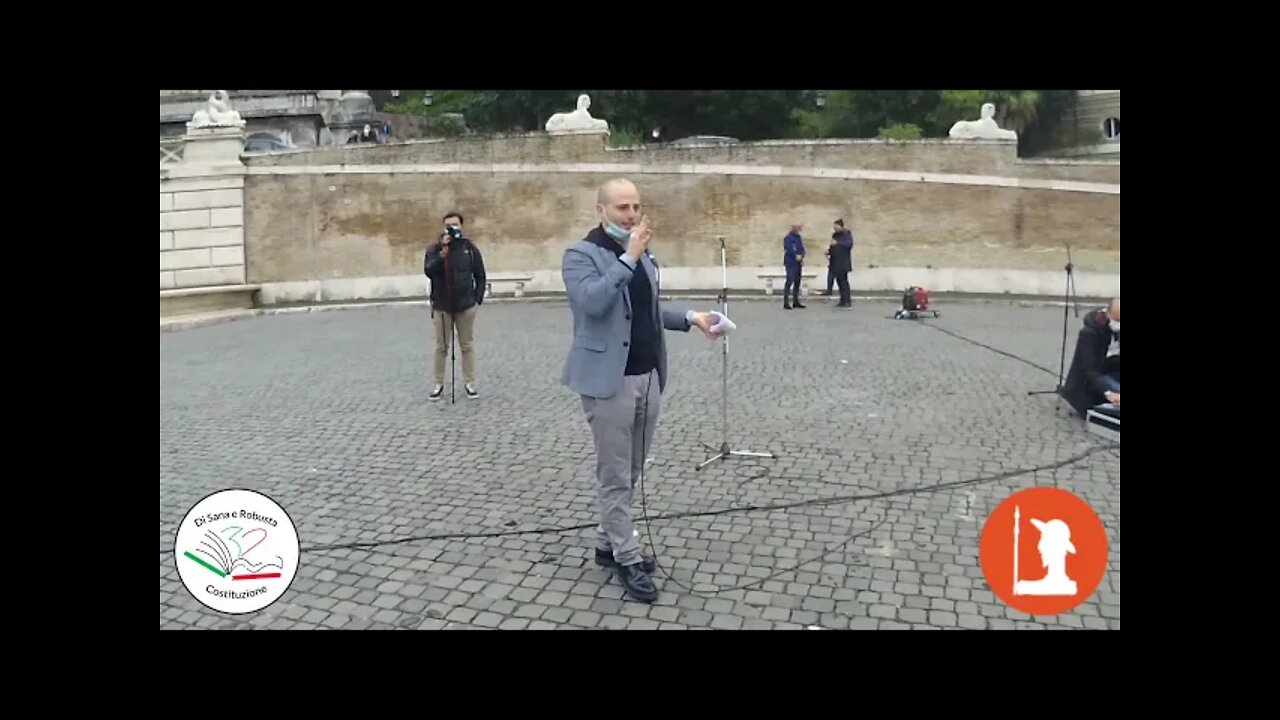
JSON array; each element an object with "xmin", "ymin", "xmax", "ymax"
[{"xmin": 423, "ymin": 211, "xmax": 487, "ymax": 400}]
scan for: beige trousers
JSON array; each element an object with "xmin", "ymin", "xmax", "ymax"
[{"xmin": 433, "ymin": 306, "xmax": 477, "ymax": 385}]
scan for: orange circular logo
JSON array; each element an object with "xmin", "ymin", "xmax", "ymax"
[{"xmin": 979, "ymin": 487, "xmax": 1109, "ymax": 616}]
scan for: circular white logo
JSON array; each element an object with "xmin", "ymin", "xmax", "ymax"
[{"xmin": 174, "ymin": 489, "xmax": 300, "ymax": 615}]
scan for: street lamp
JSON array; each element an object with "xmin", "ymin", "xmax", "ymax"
[
  {"xmin": 423, "ymin": 91, "xmax": 434, "ymax": 107},
  {"xmin": 816, "ymin": 90, "xmax": 827, "ymax": 108}
]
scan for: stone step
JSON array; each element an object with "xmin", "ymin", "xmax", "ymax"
[{"xmin": 160, "ymin": 284, "xmax": 260, "ymax": 318}]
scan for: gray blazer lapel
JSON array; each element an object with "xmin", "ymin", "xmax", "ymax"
[{"xmin": 597, "ymin": 243, "xmax": 631, "ymax": 315}]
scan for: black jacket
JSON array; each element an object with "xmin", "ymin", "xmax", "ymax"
[
  {"xmin": 423, "ymin": 234, "xmax": 486, "ymax": 313},
  {"xmin": 828, "ymin": 230, "xmax": 853, "ymax": 273},
  {"xmin": 1061, "ymin": 308, "xmax": 1117, "ymax": 417}
]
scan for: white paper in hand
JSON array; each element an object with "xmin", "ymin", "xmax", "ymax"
[{"xmin": 708, "ymin": 311, "xmax": 737, "ymax": 336}]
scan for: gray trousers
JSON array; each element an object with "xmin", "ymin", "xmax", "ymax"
[{"xmin": 580, "ymin": 369, "xmax": 661, "ymax": 566}]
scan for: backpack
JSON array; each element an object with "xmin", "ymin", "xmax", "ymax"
[{"xmin": 903, "ymin": 286, "xmax": 930, "ymax": 312}]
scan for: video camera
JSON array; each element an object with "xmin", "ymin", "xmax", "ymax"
[{"xmin": 444, "ymin": 224, "xmax": 464, "ymax": 241}]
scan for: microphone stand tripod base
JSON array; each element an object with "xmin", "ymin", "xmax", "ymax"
[{"xmin": 697, "ymin": 442, "xmax": 776, "ymax": 471}]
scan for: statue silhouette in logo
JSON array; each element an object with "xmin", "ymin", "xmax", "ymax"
[{"xmin": 1014, "ymin": 514, "xmax": 1078, "ymax": 596}]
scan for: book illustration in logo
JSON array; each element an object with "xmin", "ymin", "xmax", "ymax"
[
  {"xmin": 183, "ymin": 526, "xmax": 285, "ymax": 581},
  {"xmin": 174, "ymin": 488, "xmax": 300, "ymax": 615}
]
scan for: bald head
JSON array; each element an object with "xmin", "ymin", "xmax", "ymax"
[
  {"xmin": 598, "ymin": 178, "xmax": 638, "ymax": 206},
  {"xmin": 597, "ymin": 178, "xmax": 641, "ymax": 233}
]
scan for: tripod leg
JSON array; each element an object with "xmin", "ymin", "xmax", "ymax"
[
  {"xmin": 1058, "ymin": 282, "xmax": 1069, "ymax": 390},
  {"xmin": 1069, "ymin": 269, "xmax": 1080, "ymax": 318},
  {"xmin": 450, "ymin": 313, "xmax": 456, "ymax": 404},
  {"xmin": 697, "ymin": 453, "xmax": 724, "ymax": 470}
]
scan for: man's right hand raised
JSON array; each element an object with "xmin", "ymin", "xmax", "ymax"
[{"xmin": 625, "ymin": 216, "xmax": 652, "ymax": 262}]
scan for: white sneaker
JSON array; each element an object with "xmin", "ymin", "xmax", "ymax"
[
  {"xmin": 429, "ymin": 384, "xmax": 444, "ymax": 400},
  {"xmin": 465, "ymin": 383, "xmax": 479, "ymax": 399}
]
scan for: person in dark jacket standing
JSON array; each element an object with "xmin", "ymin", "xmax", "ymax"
[
  {"xmin": 1061, "ymin": 297, "xmax": 1120, "ymax": 417},
  {"xmin": 423, "ymin": 211, "xmax": 487, "ymax": 400},
  {"xmin": 826, "ymin": 219, "xmax": 854, "ymax": 307},
  {"xmin": 783, "ymin": 223, "xmax": 806, "ymax": 309}
]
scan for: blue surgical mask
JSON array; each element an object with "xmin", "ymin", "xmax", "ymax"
[{"xmin": 604, "ymin": 221, "xmax": 632, "ymax": 244}]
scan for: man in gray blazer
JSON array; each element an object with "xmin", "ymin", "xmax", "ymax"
[{"xmin": 562, "ymin": 178, "xmax": 718, "ymax": 603}]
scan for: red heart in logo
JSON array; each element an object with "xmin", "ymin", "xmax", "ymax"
[{"xmin": 237, "ymin": 528, "xmax": 267, "ymax": 559}]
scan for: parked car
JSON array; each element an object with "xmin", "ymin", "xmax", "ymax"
[
  {"xmin": 243, "ymin": 136, "xmax": 292, "ymax": 153},
  {"xmin": 668, "ymin": 135, "xmax": 739, "ymax": 146}
]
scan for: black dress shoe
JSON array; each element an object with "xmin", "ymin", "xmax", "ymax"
[
  {"xmin": 615, "ymin": 562, "xmax": 659, "ymax": 603},
  {"xmin": 595, "ymin": 548, "xmax": 657, "ymax": 574}
]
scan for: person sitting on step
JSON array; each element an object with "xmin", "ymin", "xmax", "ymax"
[{"xmin": 1061, "ymin": 297, "xmax": 1120, "ymax": 416}]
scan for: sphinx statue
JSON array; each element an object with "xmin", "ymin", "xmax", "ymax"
[
  {"xmin": 948, "ymin": 102, "xmax": 1016, "ymax": 140},
  {"xmin": 188, "ymin": 90, "xmax": 246, "ymax": 129},
  {"xmin": 545, "ymin": 94, "xmax": 609, "ymax": 135}
]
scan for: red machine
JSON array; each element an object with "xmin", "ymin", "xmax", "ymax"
[{"xmin": 894, "ymin": 286, "xmax": 940, "ymax": 319}]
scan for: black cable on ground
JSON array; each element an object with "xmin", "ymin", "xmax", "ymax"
[
  {"xmin": 157, "ymin": 443, "xmax": 1113, "ymax": 561},
  {"xmin": 638, "ymin": 442, "xmax": 1112, "ymax": 597},
  {"xmin": 914, "ymin": 318, "xmax": 1059, "ymax": 379}
]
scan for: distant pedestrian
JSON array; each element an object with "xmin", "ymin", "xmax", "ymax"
[
  {"xmin": 828, "ymin": 219, "xmax": 854, "ymax": 307},
  {"xmin": 783, "ymin": 223, "xmax": 806, "ymax": 310}
]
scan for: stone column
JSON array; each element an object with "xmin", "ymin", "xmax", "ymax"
[{"xmin": 160, "ymin": 91, "xmax": 249, "ymax": 290}]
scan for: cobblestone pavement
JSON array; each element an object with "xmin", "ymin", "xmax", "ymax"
[{"xmin": 160, "ymin": 297, "xmax": 1120, "ymax": 630}]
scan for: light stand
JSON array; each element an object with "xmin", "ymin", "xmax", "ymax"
[
  {"xmin": 1028, "ymin": 247, "xmax": 1080, "ymax": 397},
  {"xmin": 696, "ymin": 236, "xmax": 776, "ymax": 471}
]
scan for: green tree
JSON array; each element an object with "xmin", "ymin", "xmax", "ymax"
[
  {"xmin": 791, "ymin": 90, "xmax": 1066, "ymax": 143},
  {"xmin": 793, "ymin": 91, "xmax": 945, "ymax": 138},
  {"xmin": 986, "ymin": 90, "xmax": 1042, "ymax": 134},
  {"xmin": 600, "ymin": 90, "xmax": 811, "ymax": 141},
  {"xmin": 927, "ymin": 90, "xmax": 987, "ymax": 135},
  {"xmin": 381, "ymin": 90, "xmax": 477, "ymax": 116},
  {"xmin": 460, "ymin": 90, "xmax": 580, "ymax": 133}
]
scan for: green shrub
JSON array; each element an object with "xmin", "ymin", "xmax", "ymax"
[{"xmin": 878, "ymin": 123, "xmax": 923, "ymax": 140}]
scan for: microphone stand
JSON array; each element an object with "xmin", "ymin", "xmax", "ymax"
[
  {"xmin": 696, "ymin": 236, "xmax": 776, "ymax": 471},
  {"xmin": 1028, "ymin": 247, "xmax": 1080, "ymax": 397},
  {"xmin": 450, "ymin": 316, "xmax": 456, "ymax": 405},
  {"xmin": 444, "ymin": 236, "xmax": 457, "ymax": 405}
]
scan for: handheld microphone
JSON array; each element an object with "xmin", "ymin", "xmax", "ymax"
[{"xmin": 708, "ymin": 311, "xmax": 736, "ymax": 336}]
